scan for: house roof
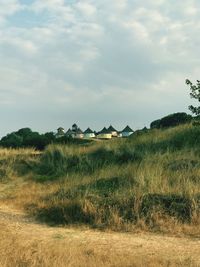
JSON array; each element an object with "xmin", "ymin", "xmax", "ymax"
[
  {"xmin": 57, "ymin": 127, "xmax": 64, "ymax": 131},
  {"xmin": 84, "ymin": 127, "xmax": 94, "ymax": 134},
  {"xmin": 122, "ymin": 125, "xmax": 133, "ymax": 133},
  {"xmin": 108, "ymin": 125, "xmax": 117, "ymax": 132},
  {"xmin": 99, "ymin": 127, "xmax": 111, "ymax": 134},
  {"xmin": 66, "ymin": 128, "xmax": 73, "ymax": 134},
  {"xmin": 76, "ymin": 128, "xmax": 83, "ymax": 134}
]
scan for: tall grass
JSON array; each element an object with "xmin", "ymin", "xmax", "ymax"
[
  {"xmin": 0, "ymin": 124, "xmax": 200, "ymax": 233},
  {"xmin": 23, "ymin": 124, "xmax": 199, "ymax": 232}
]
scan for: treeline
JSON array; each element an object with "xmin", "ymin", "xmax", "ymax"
[
  {"xmin": 0, "ymin": 112, "xmax": 197, "ymax": 150},
  {"xmin": 150, "ymin": 112, "xmax": 194, "ymax": 129},
  {"xmin": 0, "ymin": 128, "xmax": 91, "ymax": 150}
]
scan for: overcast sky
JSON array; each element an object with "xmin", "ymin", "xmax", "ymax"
[{"xmin": 0, "ymin": 0, "xmax": 199, "ymax": 136}]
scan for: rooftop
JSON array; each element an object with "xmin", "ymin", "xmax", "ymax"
[
  {"xmin": 122, "ymin": 125, "xmax": 133, "ymax": 133},
  {"xmin": 84, "ymin": 127, "xmax": 94, "ymax": 134}
]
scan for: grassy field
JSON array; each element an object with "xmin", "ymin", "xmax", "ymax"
[
  {"xmin": 0, "ymin": 123, "xmax": 199, "ymax": 234},
  {"xmin": 0, "ymin": 123, "xmax": 200, "ymax": 266},
  {"xmin": 0, "ymin": 209, "xmax": 199, "ymax": 267}
]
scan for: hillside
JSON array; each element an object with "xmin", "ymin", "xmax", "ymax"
[
  {"xmin": 0, "ymin": 123, "xmax": 199, "ymax": 233},
  {"xmin": 0, "ymin": 123, "xmax": 200, "ymax": 266}
]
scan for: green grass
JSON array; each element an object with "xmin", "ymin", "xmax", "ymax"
[
  {"xmin": 26, "ymin": 123, "xmax": 199, "ymax": 230},
  {"xmin": 1, "ymin": 124, "xmax": 200, "ymax": 232}
]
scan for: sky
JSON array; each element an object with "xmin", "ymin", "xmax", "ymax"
[{"xmin": 0, "ymin": 0, "xmax": 200, "ymax": 136}]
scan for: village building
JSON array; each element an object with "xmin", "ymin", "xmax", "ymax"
[
  {"xmin": 84, "ymin": 128, "xmax": 95, "ymax": 139},
  {"xmin": 66, "ymin": 128, "xmax": 75, "ymax": 138},
  {"xmin": 56, "ymin": 127, "xmax": 65, "ymax": 138},
  {"xmin": 65, "ymin": 124, "xmax": 84, "ymax": 139},
  {"xmin": 74, "ymin": 128, "xmax": 84, "ymax": 139},
  {"xmin": 107, "ymin": 125, "xmax": 118, "ymax": 137},
  {"xmin": 121, "ymin": 125, "xmax": 134, "ymax": 137},
  {"xmin": 55, "ymin": 124, "xmax": 134, "ymax": 140},
  {"xmin": 97, "ymin": 127, "xmax": 112, "ymax": 139}
]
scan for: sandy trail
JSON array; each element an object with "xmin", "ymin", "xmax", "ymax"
[{"xmin": 0, "ymin": 204, "xmax": 200, "ymax": 267}]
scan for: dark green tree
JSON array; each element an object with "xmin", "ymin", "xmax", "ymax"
[
  {"xmin": 16, "ymin": 128, "xmax": 32, "ymax": 138},
  {"xmin": 0, "ymin": 133, "xmax": 23, "ymax": 148},
  {"xmin": 186, "ymin": 79, "xmax": 200, "ymax": 115}
]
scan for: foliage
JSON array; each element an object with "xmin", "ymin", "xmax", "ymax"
[
  {"xmin": 27, "ymin": 123, "xmax": 200, "ymax": 229},
  {"xmin": 186, "ymin": 79, "xmax": 200, "ymax": 115},
  {"xmin": 150, "ymin": 112, "xmax": 192, "ymax": 129},
  {"xmin": 0, "ymin": 129, "xmax": 49, "ymax": 150},
  {"xmin": 0, "ymin": 133, "xmax": 23, "ymax": 148},
  {"xmin": 37, "ymin": 145, "xmax": 143, "ymax": 178},
  {"xmin": 0, "ymin": 128, "xmax": 92, "ymax": 150},
  {"xmin": 150, "ymin": 119, "xmax": 161, "ymax": 129}
]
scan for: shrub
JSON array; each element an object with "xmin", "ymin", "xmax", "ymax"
[
  {"xmin": 150, "ymin": 119, "xmax": 161, "ymax": 129},
  {"xmin": 34, "ymin": 184, "xmax": 200, "ymax": 226},
  {"xmin": 140, "ymin": 194, "xmax": 196, "ymax": 222},
  {"xmin": 150, "ymin": 113, "xmax": 192, "ymax": 129},
  {"xmin": 115, "ymin": 146, "xmax": 143, "ymax": 164},
  {"xmin": 0, "ymin": 133, "xmax": 23, "ymax": 148}
]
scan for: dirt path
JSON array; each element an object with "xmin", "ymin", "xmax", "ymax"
[{"xmin": 0, "ymin": 204, "xmax": 200, "ymax": 267}]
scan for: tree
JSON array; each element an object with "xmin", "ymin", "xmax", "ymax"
[
  {"xmin": 150, "ymin": 119, "xmax": 161, "ymax": 129},
  {"xmin": 150, "ymin": 113, "xmax": 192, "ymax": 129},
  {"xmin": 16, "ymin": 128, "xmax": 32, "ymax": 138},
  {"xmin": 0, "ymin": 133, "xmax": 23, "ymax": 148},
  {"xmin": 186, "ymin": 79, "xmax": 200, "ymax": 115},
  {"xmin": 23, "ymin": 133, "xmax": 48, "ymax": 150}
]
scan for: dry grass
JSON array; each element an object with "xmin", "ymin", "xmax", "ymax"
[
  {"xmin": 0, "ymin": 125, "xmax": 200, "ymax": 234},
  {"xmin": 0, "ymin": 209, "xmax": 199, "ymax": 267},
  {"xmin": 0, "ymin": 124, "xmax": 200, "ymax": 266}
]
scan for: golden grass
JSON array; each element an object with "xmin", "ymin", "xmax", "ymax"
[
  {"xmin": 0, "ymin": 124, "xmax": 200, "ymax": 234},
  {"xmin": 0, "ymin": 218, "xmax": 199, "ymax": 267},
  {"xmin": 0, "ymin": 125, "xmax": 200, "ymax": 266}
]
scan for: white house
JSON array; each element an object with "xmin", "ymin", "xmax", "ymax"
[
  {"xmin": 74, "ymin": 128, "xmax": 84, "ymax": 139},
  {"xmin": 56, "ymin": 127, "xmax": 65, "ymax": 138},
  {"xmin": 121, "ymin": 125, "xmax": 134, "ymax": 137},
  {"xmin": 97, "ymin": 127, "xmax": 112, "ymax": 139},
  {"xmin": 66, "ymin": 128, "xmax": 75, "ymax": 138},
  {"xmin": 65, "ymin": 124, "xmax": 84, "ymax": 139},
  {"xmin": 107, "ymin": 125, "xmax": 118, "ymax": 137},
  {"xmin": 84, "ymin": 128, "xmax": 95, "ymax": 138}
]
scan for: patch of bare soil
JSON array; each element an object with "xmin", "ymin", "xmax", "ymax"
[{"xmin": 0, "ymin": 204, "xmax": 199, "ymax": 267}]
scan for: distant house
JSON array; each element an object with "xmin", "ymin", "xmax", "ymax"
[
  {"xmin": 65, "ymin": 124, "xmax": 84, "ymax": 139},
  {"xmin": 121, "ymin": 125, "xmax": 134, "ymax": 137},
  {"xmin": 66, "ymin": 128, "xmax": 74, "ymax": 138},
  {"xmin": 55, "ymin": 124, "xmax": 134, "ymax": 140},
  {"xmin": 97, "ymin": 127, "xmax": 112, "ymax": 139},
  {"xmin": 75, "ymin": 128, "xmax": 84, "ymax": 139},
  {"xmin": 56, "ymin": 127, "xmax": 65, "ymax": 138},
  {"xmin": 107, "ymin": 125, "xmax": 118, "ymax": 137},
  {"xmin": 84, "ymin": 128, "xmax": 95, "ymax": 139}
]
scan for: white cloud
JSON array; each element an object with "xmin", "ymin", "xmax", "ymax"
[
  {"xmin": 76, "ymin": 2, "xmax": 96, "ymax": 16},
  {"xmin": 0, "ymin": 0, "xmax": 23, "ymax": 25},
  {"xmin": 0, "ymin": 0, "xmax": 23, "ymax": 16},
  {"xmin": 0, "ymin": 0, "xmax": 200, "ymax": 134}
]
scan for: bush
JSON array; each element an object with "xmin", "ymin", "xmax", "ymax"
[
  {"xmin": 150, "ymin": 119, "xmax": 161, "ymax": 129},
  {"xmin": 36, "ymin": 145, "xmax": 143, "ymax": 179},
  {"xmin": 34, "ymin": 181, "xmax": 200, "ymax": 226},
  {"xmin": 115, "ymin": 146, "xmax": 143, "ymax": 164},
  {"xmin": 150, "ymin": 113, "xmax": 192, "ymax": 129},
  {"xmin": 0, "ymin": 133, "xmax": 23, "ymax": 148}
]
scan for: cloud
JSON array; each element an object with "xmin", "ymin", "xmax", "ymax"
[
  {"xmin": 0, "ymin": 0, "xmax": 200, "ymax": 135},
  {"xmin": 76, "ymin": 2, "xmax": 96, "ymax": 16},
  {"xmin": 0, "ymin": 0, "xmax": 23, "ymax": 24}
]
